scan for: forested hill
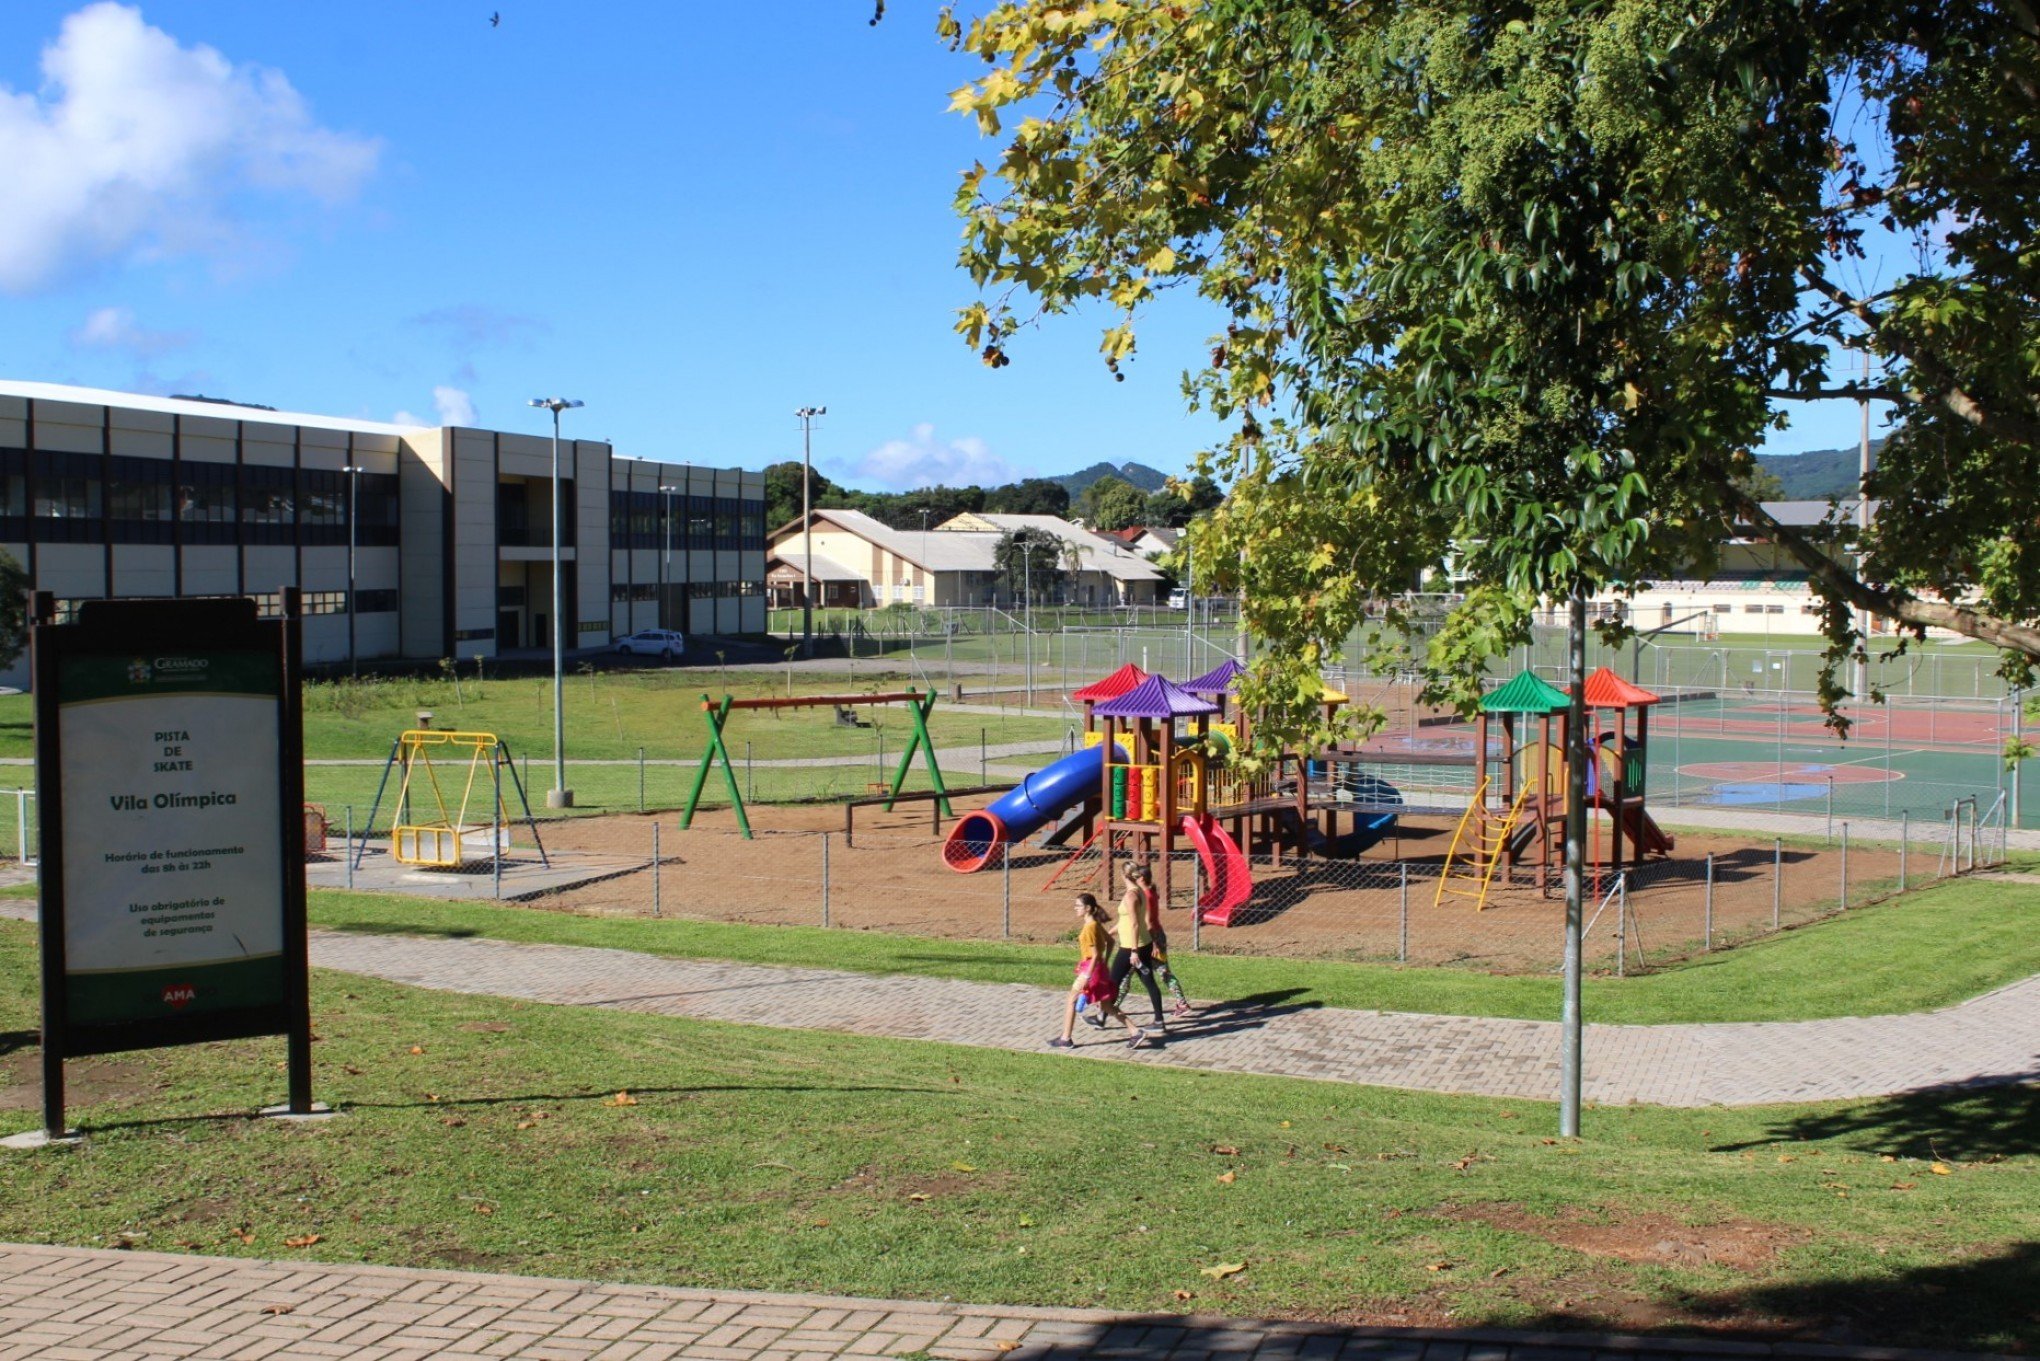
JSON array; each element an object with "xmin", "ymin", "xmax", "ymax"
[
  {"xmin": 1053, "ymin": 461, "xmax": 1171, "ymax": 496},
  {"xmin": 1756, "ymin": 438, "xmax": 1885, "ymax": 500}
]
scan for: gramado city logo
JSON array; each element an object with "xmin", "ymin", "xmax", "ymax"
[{"xmin": 128, "ymin": 656, "xmax": 211, "ymax": 684}]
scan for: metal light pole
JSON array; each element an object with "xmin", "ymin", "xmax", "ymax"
[
  {"xmin": 529, "ymin": 397, "xmax": 583, "ymax": 809},
  {"xmin": 920, "ymin": 508, "xmax": 930, "ymax": 606},
  {"xmin": 1560, "ymin": 584, "xmax": 1587, "ymax": 1138},
  {"xmin": 660, "ymin": 483, "xmax": 681, "ymax": 632},
  {"xmin": 796, "ymin": 406, "xmax": 826, "ymax": 655},
  {"xmin": 342, "ymin": 464, "xmax": 363, "ymax": 677}
]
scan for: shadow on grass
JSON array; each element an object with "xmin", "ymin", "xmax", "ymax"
[
  {"xmin": 1003, "ymin": 1241, "xmax": 2039, "ymax": 1355},
  {"xmin": 1713, "ymin": 1077, "xmax": 2040, "ymax": 1162},
  {"xmin": 319, "ymin": 921, "xmax": 481, "ymax": 939},
  {"xmin": 0, "ymin": 1030, "xmax": 36, "ymax": 1058},
  {"xmin": 59, "ymin": 1081, "xmax": 957, "ymax": 1135}
]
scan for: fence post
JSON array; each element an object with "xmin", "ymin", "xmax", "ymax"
[
  {"xmin": 1704, "ymin": 853, "xmax": 1714, "ymax": 951},
  {"xmin": 1399, "ymin": 861, "xmax": 1409, "ymax": 964},
  {"xmin": 1825, "ymin": 778, "xmax": 1834, "ymax": 845},
  {"xmin": 344, "ymin": 805, "xmax": 355, "ymax": 891},
  {"xmin": 651, "ymin": 822, "xmax": 662, "ymax": 918},
  {"xmin": 1616, "ymin": 873, "xmax": 1628, "ymax": 978},
  {"xmin": 1002, "ymin": 843, "xmax": 1013, "ymax": 939},
  {"xmin": 15, "ymin": 789, "xmax": 27, "ymax": 865},
  {"xmin": 820, "ymin": 833, "xmax": 831, "ymax": 928},
  {"xmin": 1839, "ymin": 822, "xmax": 1849, "ymax": 909},
  {"xmin": 1899, "ymin": 810, "xmax": 1908, "ymax": 892},
  {"xmin": 638, "ymin": 747, "xmax": 646, "ymax": 813},
  {"xmin": 1771, "ymin": 837, "xmax": 1781, "ymax": 931}
]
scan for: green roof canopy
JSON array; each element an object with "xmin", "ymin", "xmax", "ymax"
[{"xmin": 1480, "ymin": 670, "xmax": 1571, "ymax": 715}]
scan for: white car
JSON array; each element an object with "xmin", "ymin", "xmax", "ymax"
[{"xmin": 612, "ymin": 628, "xmax": 687, "ymax": 660}]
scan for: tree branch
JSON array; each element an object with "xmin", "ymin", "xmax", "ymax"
[
  {"xmin": 1732, "ymin": 493, "xmax": 2040, "ymax": 658},
  {"xmin": 1765, "ymin": 385, "xmax": 1906, "ymax": 402}
]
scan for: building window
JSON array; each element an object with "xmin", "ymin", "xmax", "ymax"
[
  {"xmin": 109, "ymin": 456, "xmax": 173, "ymax": 544},
  {"xmin": 32, "ymin": 450, "xmax": 102, "ymax": 542},
  {"xmin": 687, "ymin": 495, "xmax": 713, "ymax": 552},
  {"xmin": 241, "ymin": 464, "xmax": 295, "ymax": 544},
  {"xmin": 177, "ymin": 461, "xmax": 237, "ymax": 544},
  {"xmin": 356, "ymin": 589, "xmax": 398, "ymax": 614}
]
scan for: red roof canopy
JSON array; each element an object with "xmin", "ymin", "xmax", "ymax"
[
  {"xmin": 1582, "ymin": 666, "xmax": 1660, "ymax": 708},
  {"xmin": 1070, "ymin": 663, "xmax": 1149, "ymax": 703}
]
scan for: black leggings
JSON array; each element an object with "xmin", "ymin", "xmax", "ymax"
[{"xmin": 1110, "ymin": 946, "xmax": 1164, "ymax": 1025}]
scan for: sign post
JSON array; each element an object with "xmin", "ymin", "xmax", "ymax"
[{"xmin": 29, "ymin": 592, "xmax": 312, "ymax": 1143}]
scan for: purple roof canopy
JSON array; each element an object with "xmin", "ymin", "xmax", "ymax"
[
  {"xmin": 1184, "ymin": 658, "xmax": 1246, "ymax": 695},
  {"xmin": 1091, "ymin": 674, "xmax": 1220, "ymax": 720}
]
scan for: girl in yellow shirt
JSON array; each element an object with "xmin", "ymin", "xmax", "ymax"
[{"xmin": 1049, "ymin": 893, "xmax": 1146, "ymax": 1049}]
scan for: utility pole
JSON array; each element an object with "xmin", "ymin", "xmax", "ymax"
[
  {"xmin": 796, "ymin": 406, "xmax": 826, "ymax": 657},
  {"xmin": 528, "ymin": 396, "xmax": 583, "ymax": 809},
  {"xmin": 1560, "ymin": 583, "xmax": 1587, "ymax": 1138},
  {"xmin": 660, "ymin": 483, "xmax": 681, "ymax": 632},
  {"xmin": 342, "ymin": 464, "xmax": 362, "ymax": 676}
]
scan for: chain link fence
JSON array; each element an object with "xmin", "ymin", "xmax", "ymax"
[{"xmin": 278, "ymin": 788, "xmax": 2012, "ymax": 977}]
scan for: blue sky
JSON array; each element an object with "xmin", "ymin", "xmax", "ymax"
[{"xmin": 0, "ymin": 2, "xmax": 1883, "ymax": 493}]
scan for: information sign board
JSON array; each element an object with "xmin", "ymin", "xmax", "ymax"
[{"xmin": 33, "ymin": 593, "xmax": 311, "ymax": 1137}]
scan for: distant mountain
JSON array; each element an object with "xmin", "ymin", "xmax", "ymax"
[
  {"xmin": 1756, "ymin": 439, "xmax": 1884, "ymax": 500},
  {"xmin": 1054, "ymin": 461, "xmax": 1173, "ymax": 496}
]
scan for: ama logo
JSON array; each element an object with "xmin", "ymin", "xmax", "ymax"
[
  {"xmin": 161, "ymin": 983, "xmax": 196, "ymax": 1009},
  {"xmin": 127, "ymin": 658, "xmax": 152, "ymax": 684}
]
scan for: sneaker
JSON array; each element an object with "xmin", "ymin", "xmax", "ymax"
[
  {"xmin": 1047, "ymin": 1037, "xmax": 1075, "ymax": 1049},
  {"xmin": 1129, "ymin": 1029, "xmax": 1151, "ymax": 1049},
  {"xmin": 1172, "ymin": 1001, "xmax": 1193, "ymax": 1019},
  {"xmin": 1083, "ymin": 1011, "xmax": 1107, "ymax": 1029}
]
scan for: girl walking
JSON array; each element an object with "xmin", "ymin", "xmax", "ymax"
[
  {"xmin": 1127, "ymin": 861, "xmax": 1193, "ymax": 1018},
  {"xmin": 1108, "ymin": 865, "xmax": 1167, "ymax": 1044},
  {"xmin": 1050, "ymin": 893, "xmax": 1144, "ymax": 1048}
]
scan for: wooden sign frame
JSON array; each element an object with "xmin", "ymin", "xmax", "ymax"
[{"xmin": 32, "ymin": 590, "xmax": 312, "ymax": 1138}]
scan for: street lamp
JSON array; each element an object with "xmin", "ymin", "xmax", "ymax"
[
  {"xmin": 528, "ymin": 396, "xmax": 583, "ymax": 809},
  {"xmin": 659, "ymin": 483, "xmax": 681, "ymax": 632},
  {"xmin": 341, "ymin": 464, "xmax": 364, "ymax": 677},
  {"xmin": 919, "ymin": 508, "xmax": 930, "ymax": 607},
  {"xmin": 795, "ymin": 406, "xmax": 825, "ymax": 655}
]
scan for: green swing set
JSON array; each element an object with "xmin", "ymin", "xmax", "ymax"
[{"xmin": 678, "ymin": 688, "xmax": 951, "ymax": 839}]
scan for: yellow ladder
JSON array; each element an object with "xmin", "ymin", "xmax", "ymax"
[{"xmin": 1434, "ymin": 775, "xmax": 1537, "ymax": 911}]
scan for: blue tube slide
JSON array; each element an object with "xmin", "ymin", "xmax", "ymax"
[{"xmin": 942, "ymin": 742, "xmax": 1125, "ymax": 872}]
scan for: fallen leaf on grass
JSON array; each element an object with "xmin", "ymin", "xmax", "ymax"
[
  {"xmin": 1490, "ymin": 1266, "xmax": 1510, "ymax": 1278},
  {"xmin": 1199, "ymin": 1261, "xmax": 1246, "ymax": 1280},
  {"xmin": 1216, "ymin": 1171, "xmax": 1236, "ymax": 1185},
  {"xmin": 811, "ymin": 1218, "xmax": 830, "ymax": 1228},
  {"xmin": 440, "ymin": 1117, "xmax": 465, "ymax": 1128},
  {"xmin": 1278, "ymin": 1120, "xmax": 1292, "ymax": 1129},
  {"xmin": 1018, "ymin": 1216, "xmax": 1035, "ymax": 1227},
  {"xmin": 261, "ymin": 1305, "xmax": 293, "ymax": 1316},
  {"xmin": 408, "ymin": 1046, "xmax": 424, "ymax": 1055},
  {"xmin": 471, "ymin": 1205, "xmax": 493, "ymax": 1216},
  {"xmin": 1211, "ymin": 1144, "xmax": 1240, "ymax": 1156},
  {"xmin": 515, "ymin": 1121, "xmax": 537, "ymax": 1131},
  {"xmin": 1890, "ymin": 1181, "xmax": 1917, "ymax": 1191},
  {"xmin": 1880, "ymin": 1154, "xmax": 1898, "ymax": 1163},
  {"xmin": 951, "ymin": 1161, "xmax": 978, "ymax": 1173},
  {"xmin": 907, "ymin": 1194, "xmax": 930, "ymax": 1202},
  {"xmin": 1930, "ymin": 1162, "xmax": 1953, "ymax": 1175},
  {"xmin": 1424, "ymin": 1261, "xmax": 1453, "ymax": 1273},
  {"xmin": 1322, "ymin": 1143, "xmax": 1348, "ymax": 1154},
  {"xmin": 282, "ymin": 1234, "xmax": 321, "ymax": 1248},
  {"xmin": 341, "ymin": 1065, "xmax": 364, "ymax": 1077},
  {"xmin": 1173, "ymin": 1289, "xmax": 1195, "ymax": 1301},
  {"xmin": 231, "ymin": 1227, "xmax": 255, "ymax": 1245},
  {"xmin": 604, "ymin": 1091, "xmax": 638, "ymax": 1107}
]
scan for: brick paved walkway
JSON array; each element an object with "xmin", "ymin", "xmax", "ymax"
[
  {"xmin": 304, "ymin": 929, "xmax": 2040, "ymax": 1107},
  {"xmin": 0, "ymin": 1244, "xmax": 2011, "ymax": 1361}
]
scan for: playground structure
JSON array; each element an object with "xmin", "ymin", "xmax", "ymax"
[
  {"xmin": 1430, "ymin": 667, "xmax": 1675, "ymax": 909},
  {"xmin": 943, "ymin": 662, "xmax": 1404, "ymax": 927},
  {"xmin": 356, "ymin": 729, "xmax": 551, "ymax": 870},
  {"xmin": 682, "ymin": 688, "xmax": 949, "ymax": 839}
]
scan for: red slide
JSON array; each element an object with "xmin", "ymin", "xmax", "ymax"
[
  {"xmin": 1180, "ymin": 814, "xmax": 1253, "ymax": 926},
  {"xmin": 1622, "ymin": 807, "xmax": 1676, "ymax": 856}
]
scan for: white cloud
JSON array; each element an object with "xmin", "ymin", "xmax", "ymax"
[
  {"xmin": 433, "ymin": 386, "xmax": 476, "ymax": 427},
  {"xmin": 0, "ymin": 3, "xmax": 381, "ymax": 293},
  {"xmin": 845, "ymin": 423, "xmax": 1021, "ymax": 491},
  {"xmin": 71, "ymin": 305, "xmax": 192, "ymax": 356},
  {"xmin": 393, "ymin": 385, "xmax": 477, "ymax": 428}
]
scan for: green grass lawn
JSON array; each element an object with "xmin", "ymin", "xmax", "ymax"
[
  {"xmin": 304, "ymin": 871, "xmax": 2040, "ymax": 1025},
  {"xmin": 0, "ymin": 920, "xmax": 2029, "ymax": 1350}
]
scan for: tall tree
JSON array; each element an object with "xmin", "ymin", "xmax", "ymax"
[
  {"xmin": 983, "ymin": 476, "xmax": 1072, "ymax": 516},
  {"xmin": 1145, "ymin": 474, "xmax": 1225, "ymax": 529},
  {"xmin": 945, "ymin": 0, "xmax": 2040, "ymax": 739},
  {"xmin": 1076, "ymin": 473, "xmax": 1148, "ymax": 531},
  {"xmin": 993, "ymin": 526, "xmax": 1067, "ymax": 603}
]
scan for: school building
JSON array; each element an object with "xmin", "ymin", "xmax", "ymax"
[{"xmin": 0, "ymin": 381, "xmax": 767, "ymax": 685}]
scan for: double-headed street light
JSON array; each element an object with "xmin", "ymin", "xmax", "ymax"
[
  {"xmin": 795, "ymin": 406, "xmax": 825, "ymax": 656},
  {"xmin": 528, "ymin": 396, "xmax": 583, "ymax": 809},
  {"xmin": 659, "ymin": 484, "xmax": 682, "ymax": 631}
]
